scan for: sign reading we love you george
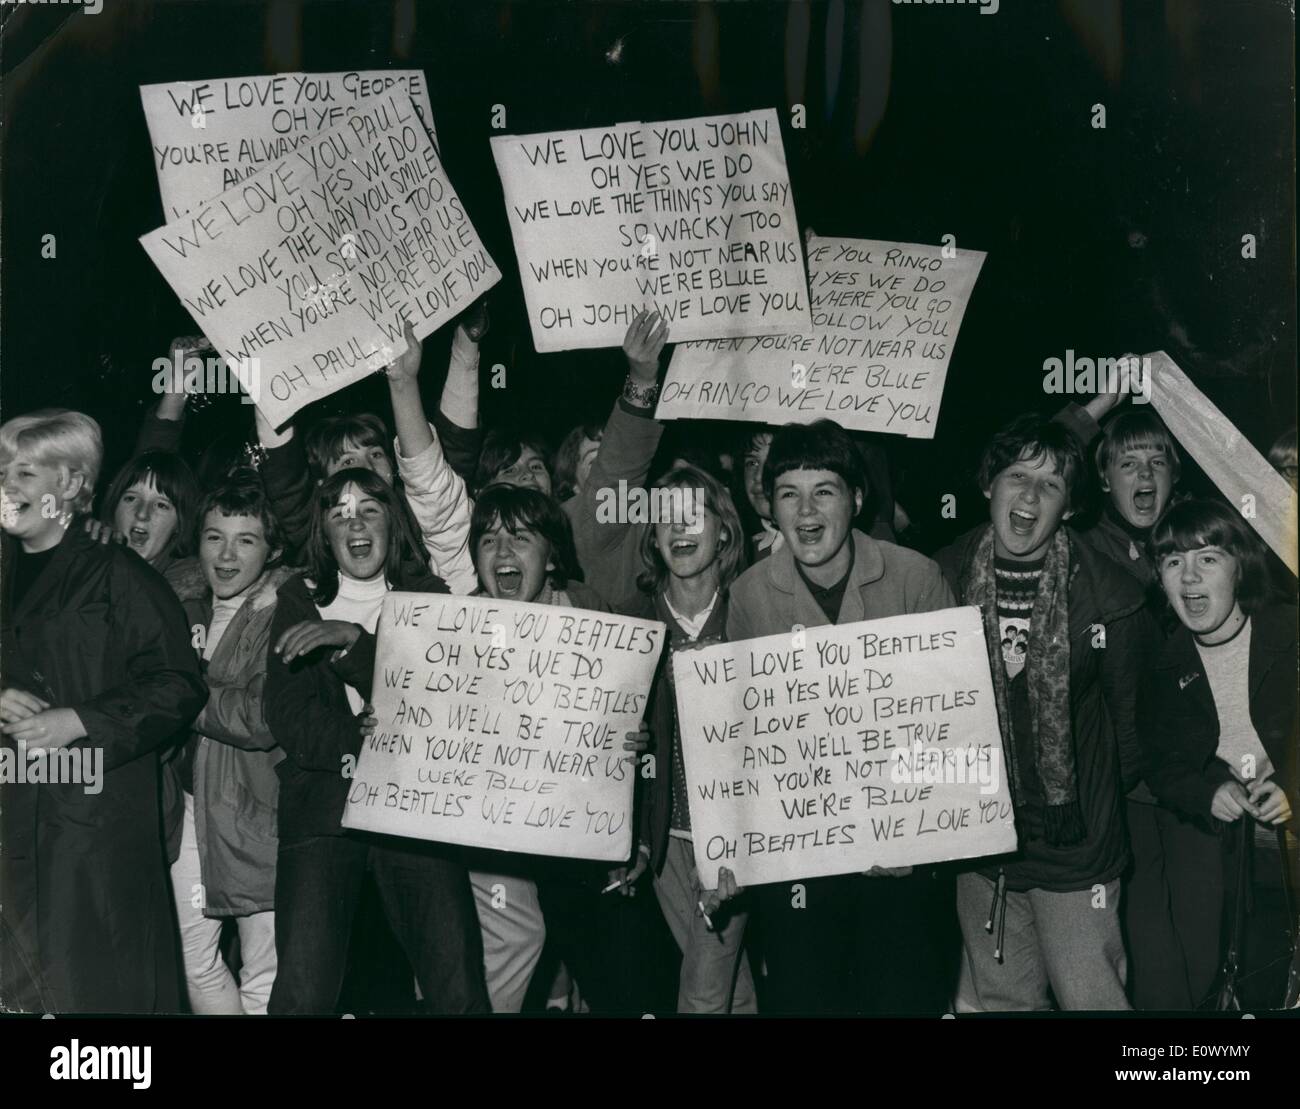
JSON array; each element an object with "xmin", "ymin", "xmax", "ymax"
[
  {"xmin": 141, "ymin": 70, "xmax": 438, "ymax": 219},
  {"xmin": 140, "ymin": 90, "xmax": 499, "ymax": 429}
]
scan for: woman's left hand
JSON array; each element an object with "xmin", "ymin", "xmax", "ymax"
[
  {"xmin": 1249, "ymin": 779, "xmax": 1293, "ymax": 825},
  {"xmin": 2, "ymin": 707, "xmax": 87, "ymax": 749},
  {"xmin": 274, "ymin": 620, "xmax": 362, "ymax": 663},
  {"xmin": 357, "ymin": 703, "xmax": 379, "ymax": 740}
]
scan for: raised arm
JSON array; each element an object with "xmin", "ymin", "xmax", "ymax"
[
  {"xmin": 385, "ymin": 321, "xmax": 478, "ymax": 595},
  {"xmin": 566, "ymin": 310, "xmax": 669, "ymax": 560}
]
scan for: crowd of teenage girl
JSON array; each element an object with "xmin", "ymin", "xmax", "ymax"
[{"xmin": 2, "ymin": 296, "xmax": 1295, "ymax": 1015}]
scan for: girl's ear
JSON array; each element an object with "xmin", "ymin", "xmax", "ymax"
[{"xmin": 61, "ymin": 469, "xmax": 86, "ymax": 506}]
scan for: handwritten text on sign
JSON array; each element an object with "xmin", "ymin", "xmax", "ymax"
[
  {"xmin": 674, "ymin": 607, "xmax": 1016, "ymax": 887},
  {"xmin": 342, "ymin": 593, "xmax": 665, "ymax": 862},
  {"xmin": 491, "ymin": 109, "xmax": 810, "ymax": 352},
  {"xmin": 141, "ymin": 71, "xmax": 437, "ymax": 219},
  {"xmin": 657, "ymin": 236, "xmax": 986, "ymax": 438},
  {"xmin": 140, "ymin": 91, "xmax": 500, "ymax": 429}
]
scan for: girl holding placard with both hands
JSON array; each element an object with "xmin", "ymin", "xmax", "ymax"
[{"xmin": 264, "ymin": 465, "xmax": 488, "ymax": 1014}]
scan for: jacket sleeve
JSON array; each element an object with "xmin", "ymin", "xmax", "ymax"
[
  {"xmin": 396, "ymin": 427, "xmax": 479, "ymax": 596},
  {"xmin": 911, "ymin": 558, "xmax": 957, "ymax": 615},
  {"xmin": 431, "ymin": 407, "xmax": 482, "ymax": 486},
  {"xmin": 195, "ymin": 671, "xmax": 275, "ymax": 751},
  {"xmin": 264, "ymin": 592, "xmax": 373, "ymax": 774},
  {"xmin": 569, "ymin": 398, "xmax": 664, "ymax": 565},
  {"xmin": 1136, "ymin": 672, "xmax": 1231, "ymax": 821},
  {"xmin": 1051, "ymin": 402, "xmax": 1102, "ymax": 454},
  {"xmin": 133, "ymin": 408, "xmax": 185, "ymax": 457},
  {"xmin": 259, "ymin": 435, "xmax": 314, "ymax": 559},
  {"xmin": 725, "ymin": 584, "xmax": 757, "ymax": 644},
  {"xmin": 1101, "ymin": 606, "xmax": 1158, "ymax": 793},
  {"xmin": 69, "ymin": 556, "xmax": 208, "ymax": 773}
]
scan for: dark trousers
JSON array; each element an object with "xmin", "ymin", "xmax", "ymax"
[
  {"xmin": 1123, "ymin": 799, "xmax": 1223, "ymax": 1009},
  {"xmin": 268, "ymin": 832, "xmax": 488, "ymax": 1015},
  {"xmin": 536, "ymin": 864, "xmax": 679, "ymax": 1015},
  {"xmin": 755, "ymin": 868, "xmax": 958, "ymax": 1015}
]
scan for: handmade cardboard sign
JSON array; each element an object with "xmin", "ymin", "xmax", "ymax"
[
  {"xmin": 674, "ymin": 606, "xmax": 1017, "ymax": 887},
  {"xmin": 343, "ymin": 593, "xmax": 665, "ymax": 862},
  {"xmin": 491, "ymin": 109, "xmax": 810, "ymax": 351},
  {"xmin": 140, "ymin": 90, "xmax": 499, "ymax": 428},
  {"xmin": 657, "ymin": 235, "xmax": 985, "ymax": 437},
  {"xmin": 142, "ymin": 70, "xmax": 437, "ymax": 219},
  {"xmin": 1148, "ymin": 350, "xmax": 1297, "ymax": 576}
]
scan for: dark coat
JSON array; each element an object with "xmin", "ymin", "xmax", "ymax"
[
  {"xmin": 1138, "ymin": 604, "xmax": 1298, "ymax": 826},
  {"xmin": 0, "ymin": 526, "xmax": 207, "ymax": 1012},
  {"xmin": 934, "ymin": 527, "xmax": 1156, "ymax": 891},
  {"xmin": 265, "ymin": 569, "xmax": 447, "ymax": 842},
  {"xmin": 635, "ymin": 589, "xmax": 730, "ymax": 875}
]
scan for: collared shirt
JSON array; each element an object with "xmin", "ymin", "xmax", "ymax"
[
  {"xmin": 794, "ymin": 536, "xmax": 856, "ymax": 624},
  {"xmin": 663, "ymin": 589, "xmax": 719, "ymax": 641}
]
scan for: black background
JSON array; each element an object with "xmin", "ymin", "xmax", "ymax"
[{"xmin": 1, "ymin": 0, "xmax": 1294, "ymax": 547}]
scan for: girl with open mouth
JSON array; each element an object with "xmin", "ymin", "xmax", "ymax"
[
  {"xmin": 1142, "ymin": 499, "xmax": 1297, "ymax": 1010},
  {"xmin": 263, "ymin": 466, "xmax": 488, "ymax": 1015},
  {"xmin": 456, "ymin": 483, "xmax": 649, "ymax": 1014},
  {"xmin": 101, "ymin": 451, "xmax": 201, "ymax": 574},
  {"xmin": 165, "ymin": 475, "xmax": 292, "ymax": 1015},
  {"xmin": 631, "ymin": 463, "xmax": 757, "ymax": 1014}
]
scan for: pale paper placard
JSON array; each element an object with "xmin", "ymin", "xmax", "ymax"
[
  {"xmin": 142, "ymin": 70, "xmax": 438, "ymax": 219},
  {"xmin": 656, "ymin": 235, "xmax": 986, "ymax": 438},
  {"xmin": 1148, "ymin": 350, "xmax": 1297, "ymax": 577},
  {"xmin": 343, "ymin": 593, "xmax": 665, "ymax": 862},
  {"xmin": 491, "ymin": 108, "xmax": 810, "ymax": 352},
  {"xmin": 674, "ymin": 606, "xmax": 1017, "ymax": 888},
  {"xmin": 140, "ymin": 90, "xmax": 499, "ymax": 429}
]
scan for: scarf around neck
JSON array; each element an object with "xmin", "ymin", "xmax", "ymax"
[{"xmin": 965, "ymin": 523, "xmax": 1084, "ymax": 847}]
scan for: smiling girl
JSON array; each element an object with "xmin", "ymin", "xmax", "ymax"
[
  {"xmin": 0, "ymin": 410, "xmax": 205, "ymax": 1012},
  {"xmin": 264, "ymin": 468, "xmax": 487, "ymax": 1014},
  {"xmin": 167, "ymin": 475, "xmax": 294, "ymax": 1014},
  {"xmin": 634, "ymin": 464, "xmax": 757, "ymax": 1013},
  {"xmin": 461, "ymin": 484, "xmax": 652, "ymax": 1012}
]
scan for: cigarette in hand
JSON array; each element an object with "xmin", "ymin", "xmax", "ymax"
[
  {"xmin": 697, "ymin": 900, "xmax": 715, "ymax": 931},
  {"xmin": 601, "ymin": 878, "xmax": 623, "ymax": 894}
]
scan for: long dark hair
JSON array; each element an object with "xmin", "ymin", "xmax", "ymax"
[{"xmin": 305, "ymin": 468, "xmax": 428, "ymax": 605}]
